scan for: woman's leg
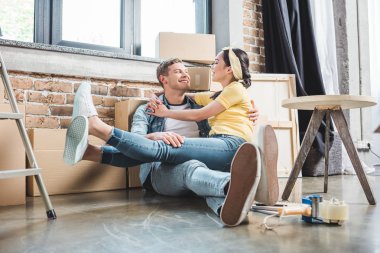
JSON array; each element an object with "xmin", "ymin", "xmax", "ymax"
[
  {"xmin": 85, "ymin": 115, "xmax": 245, "ymax": 171},
  {"xmin": 105, "ymin": 127, "xmax": 245, "ymax": 172},
  {"xmin": 82, "ymin": 144, "xmax": 147, "ymax": 168}
]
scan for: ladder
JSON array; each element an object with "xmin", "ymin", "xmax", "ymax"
[{"xmin": 0, "ymin": 52, "xmax": 56, "ymax": 219}]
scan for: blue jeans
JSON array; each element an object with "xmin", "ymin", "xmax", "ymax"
[
  {"xmin": 103, "ymin": 127, "xmax": 245, "ymax": 172},
  {"xmin": 101, "ymin": 147, "xmax": 229, "ymax": 215}
]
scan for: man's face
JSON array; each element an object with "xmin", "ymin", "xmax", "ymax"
[{"xmin": 160, "ymin": 62, "xmax": 190, "ymax": 91}]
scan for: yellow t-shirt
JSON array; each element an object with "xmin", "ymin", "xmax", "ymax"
[{"xmin": 194, "ymin": 82, "xmax": 254, "ymax": 142}]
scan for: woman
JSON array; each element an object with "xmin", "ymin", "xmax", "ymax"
[{"xmin": 64, "ymin": 47, "xmax": 255, "ymax": 172}]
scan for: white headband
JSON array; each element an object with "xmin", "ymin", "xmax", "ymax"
[{"xmin": 222, "ymin": 47, "xmax": 243, "ymax": 81}]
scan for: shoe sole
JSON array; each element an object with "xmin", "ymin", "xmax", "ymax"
[
  {"xmin": 63, "ymin": 116, "xmax": 89, "ymax": 165},
  {"xmin": 261, "ymin": 125, "xmax": 279, "ymax": 205},
  {"xmin": 220, "ymin": 143, "xmax": 260, "ymax": 227}
]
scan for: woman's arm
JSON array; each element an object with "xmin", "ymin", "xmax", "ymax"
[{"xmin": 149, "ymin": 101, "xmax": 225, "ymax": 121}]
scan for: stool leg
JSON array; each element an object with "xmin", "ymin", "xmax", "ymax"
[
  {"xmin": 324, "ymin": 110, "xmax": 331, "ymax": 193},
  {"xmin": 331, "ymin": 109, "xmax": 376, "ymax": 205},
  {"xmin": 282, "ymin": 109, "xmax": 326, "ymax": 201}
]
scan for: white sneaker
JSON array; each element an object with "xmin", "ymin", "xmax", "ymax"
[
  {"xmin": 72, "ymin": 82, "xmax": 98, "ymax": 119},
  {"xmin": 220, "ymin": 143, "xmax": 261, "ymax": 227},
  {"xmin": 254, "ymin": 124, "xmax": 279, "ymax": 206},
  {"xmin": 63, "ymin": 116, "xmax": 89, "ymax": 165}
]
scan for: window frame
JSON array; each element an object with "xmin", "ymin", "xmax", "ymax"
[{"xmin": 34, "ymin": 0, "xmax": 211, "ymax": 56}]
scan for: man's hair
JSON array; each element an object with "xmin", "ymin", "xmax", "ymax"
[{"xmin": 156, "ymin": 58, "xmax": 183, "ymax": 86}]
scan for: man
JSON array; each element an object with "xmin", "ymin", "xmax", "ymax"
[{"xmin": 66, "ymin": 58, "xmax": 279, "ymax": 227}]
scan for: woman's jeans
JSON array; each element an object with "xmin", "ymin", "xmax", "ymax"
[{"xmin": 103, "ymin": 127, "xmax": 245, "ymax": 172}]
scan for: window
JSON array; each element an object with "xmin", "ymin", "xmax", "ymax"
[
  {"xmin": 61, "ymin": 0, "xmax": 121, "ymax": 47},
  {"xmin": 140, "ymin": 0, "xmax": 203, "ymax": 57},
  {"xmin": 32, "ymin": 0, "xmax": 211, "ymax": 57},
  {"xmin": 0, "ymin": 0, "xmax": 34, "ymax": 42}
]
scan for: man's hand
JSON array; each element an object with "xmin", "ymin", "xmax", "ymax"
[
  {"xmin": 145, "ymin": 132, "xmax": 184, "ymax": 147},
  {"xmin": 248, "ymin": 100, "xmax": 260, "ymax": 126}
]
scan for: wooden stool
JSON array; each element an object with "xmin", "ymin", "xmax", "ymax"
[{"xmin": 281, "ymin": 95, "xmax": 377, "ymax": 205}]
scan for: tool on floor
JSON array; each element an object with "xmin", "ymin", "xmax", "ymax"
[
  {"xmin": 252, "ymin": 195, "xmax": 349, "ymax": 229},
  {"xmin": 0, "ymin": 51, "xmax": 56, "ymax": 219}
]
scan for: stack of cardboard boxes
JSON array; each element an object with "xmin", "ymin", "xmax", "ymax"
[{"xmin": 157, "ymin": 32, "xmax": 216, "ymax": 91}]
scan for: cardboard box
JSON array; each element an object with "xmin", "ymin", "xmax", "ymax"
[
  {"xmin": 188, "ymin": 67, "xmax": 211, "ymax": 91},
  {"xmin": 115, "ymin": 99, "xmax": 148, "ymax": 132},
  {"xmin": 156, "ymin": 32, "xmax": 215, "ymax": 64},
  {"xmin": 0, "ymin": 104, "xmax": 26, "ymax": 206},
  {"xmin": 375, "ymin": 126, "xmax": 380, "ymax": 133},
  {"xmin": 27, "ymin": 129, "xmax": 126, "ymax": 196},
  {"xmin": 115, "ymin": 99, "xmax": 149, "ymax": 188}
]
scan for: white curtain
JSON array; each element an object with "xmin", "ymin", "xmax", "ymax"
[
  {"xmin": 309, "ymin": 0, "xmax": 339, "ymax": 95},
  {"xmin": 309, "ymin": 0, "xmax": 375, "ymax": 174},
  {"xmin": 369, "ymin": 0, "xmax": 380, "ymax": 166}
]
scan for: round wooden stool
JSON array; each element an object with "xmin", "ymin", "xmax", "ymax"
[{"xmin": 281, "ymin": 95, "xmax": 377, "ymax": 205}]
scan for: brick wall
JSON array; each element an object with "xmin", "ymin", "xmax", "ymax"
[
  {"xmin": 2, "ymin": 72, "xmax": 162, "ymax": 129},
  {"xmin": 243, "ymin": 0, "xmax": 265, "ymax": 73}
]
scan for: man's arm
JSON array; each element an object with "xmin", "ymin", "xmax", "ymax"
[{"xmin": 130, "ymin": 104, "xmax": 150, "ymax": 135}]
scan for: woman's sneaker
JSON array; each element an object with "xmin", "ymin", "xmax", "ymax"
[
  {"xmin": 220, "ymin": 143, "xmax": 261, "ymax": 227},
  {"xmin": 72, "ymin": 82, "xmax": 98, "ymax": 119},
  {"xmin": 63, "ymin": 115, "xmax": 89, "ymax": 165}
]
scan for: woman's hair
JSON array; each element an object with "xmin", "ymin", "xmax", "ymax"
[
  {"xmin": 156, "ymin": 58, "xmax": 183, "ymax": 87},
  {"xmin": 211, "ymin": 48, "xmax": 251, "ymax": 100},
  {"xmin": 222, "ymin": 48, "xmax": 251, "ymax": 88}
]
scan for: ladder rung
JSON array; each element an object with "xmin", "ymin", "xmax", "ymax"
[
  {"xmin": 0, "ymin": 168, "xmax": 42, "ymax": 179},
  {"xmin": 0, "ymin": 112, "xmax": 23, "ymax": 120}
]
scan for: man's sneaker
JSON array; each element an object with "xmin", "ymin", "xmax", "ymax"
[
  {"xmin": 72, "ymin": 82, "xmax": 98, "ymax": 119},
  {"xmin": 254, "ymin": 124, "xmax": 279, "ymax": 206},
  {"xmin": 63, "ymin": 115, "xmax": 89, "ymax": 165},
  {"xmin": 220, "ymin": 143, "xmax": 261, "ymax": 227}
]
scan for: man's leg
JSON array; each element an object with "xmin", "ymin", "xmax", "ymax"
[{"xmin": 150, "ymin": 160, "xmax": 230, "ymax": 197}]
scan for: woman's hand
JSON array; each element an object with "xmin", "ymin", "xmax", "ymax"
[
  {"xmin": 148, "ymin": 104, "xmax": 169, "ymax": 117},
  {"xmin": 146, "ymin": 94, "xmax": 163, "ymax": 113}
]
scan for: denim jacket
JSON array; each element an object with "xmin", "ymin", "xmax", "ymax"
[{"xmin": 130, "ymin": 94, "xmax": 211, "ymax": 185}]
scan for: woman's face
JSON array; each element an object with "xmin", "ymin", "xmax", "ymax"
[{"xmin": 211, "ymin": 51, "xmax": 230, "ymax": 83}]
